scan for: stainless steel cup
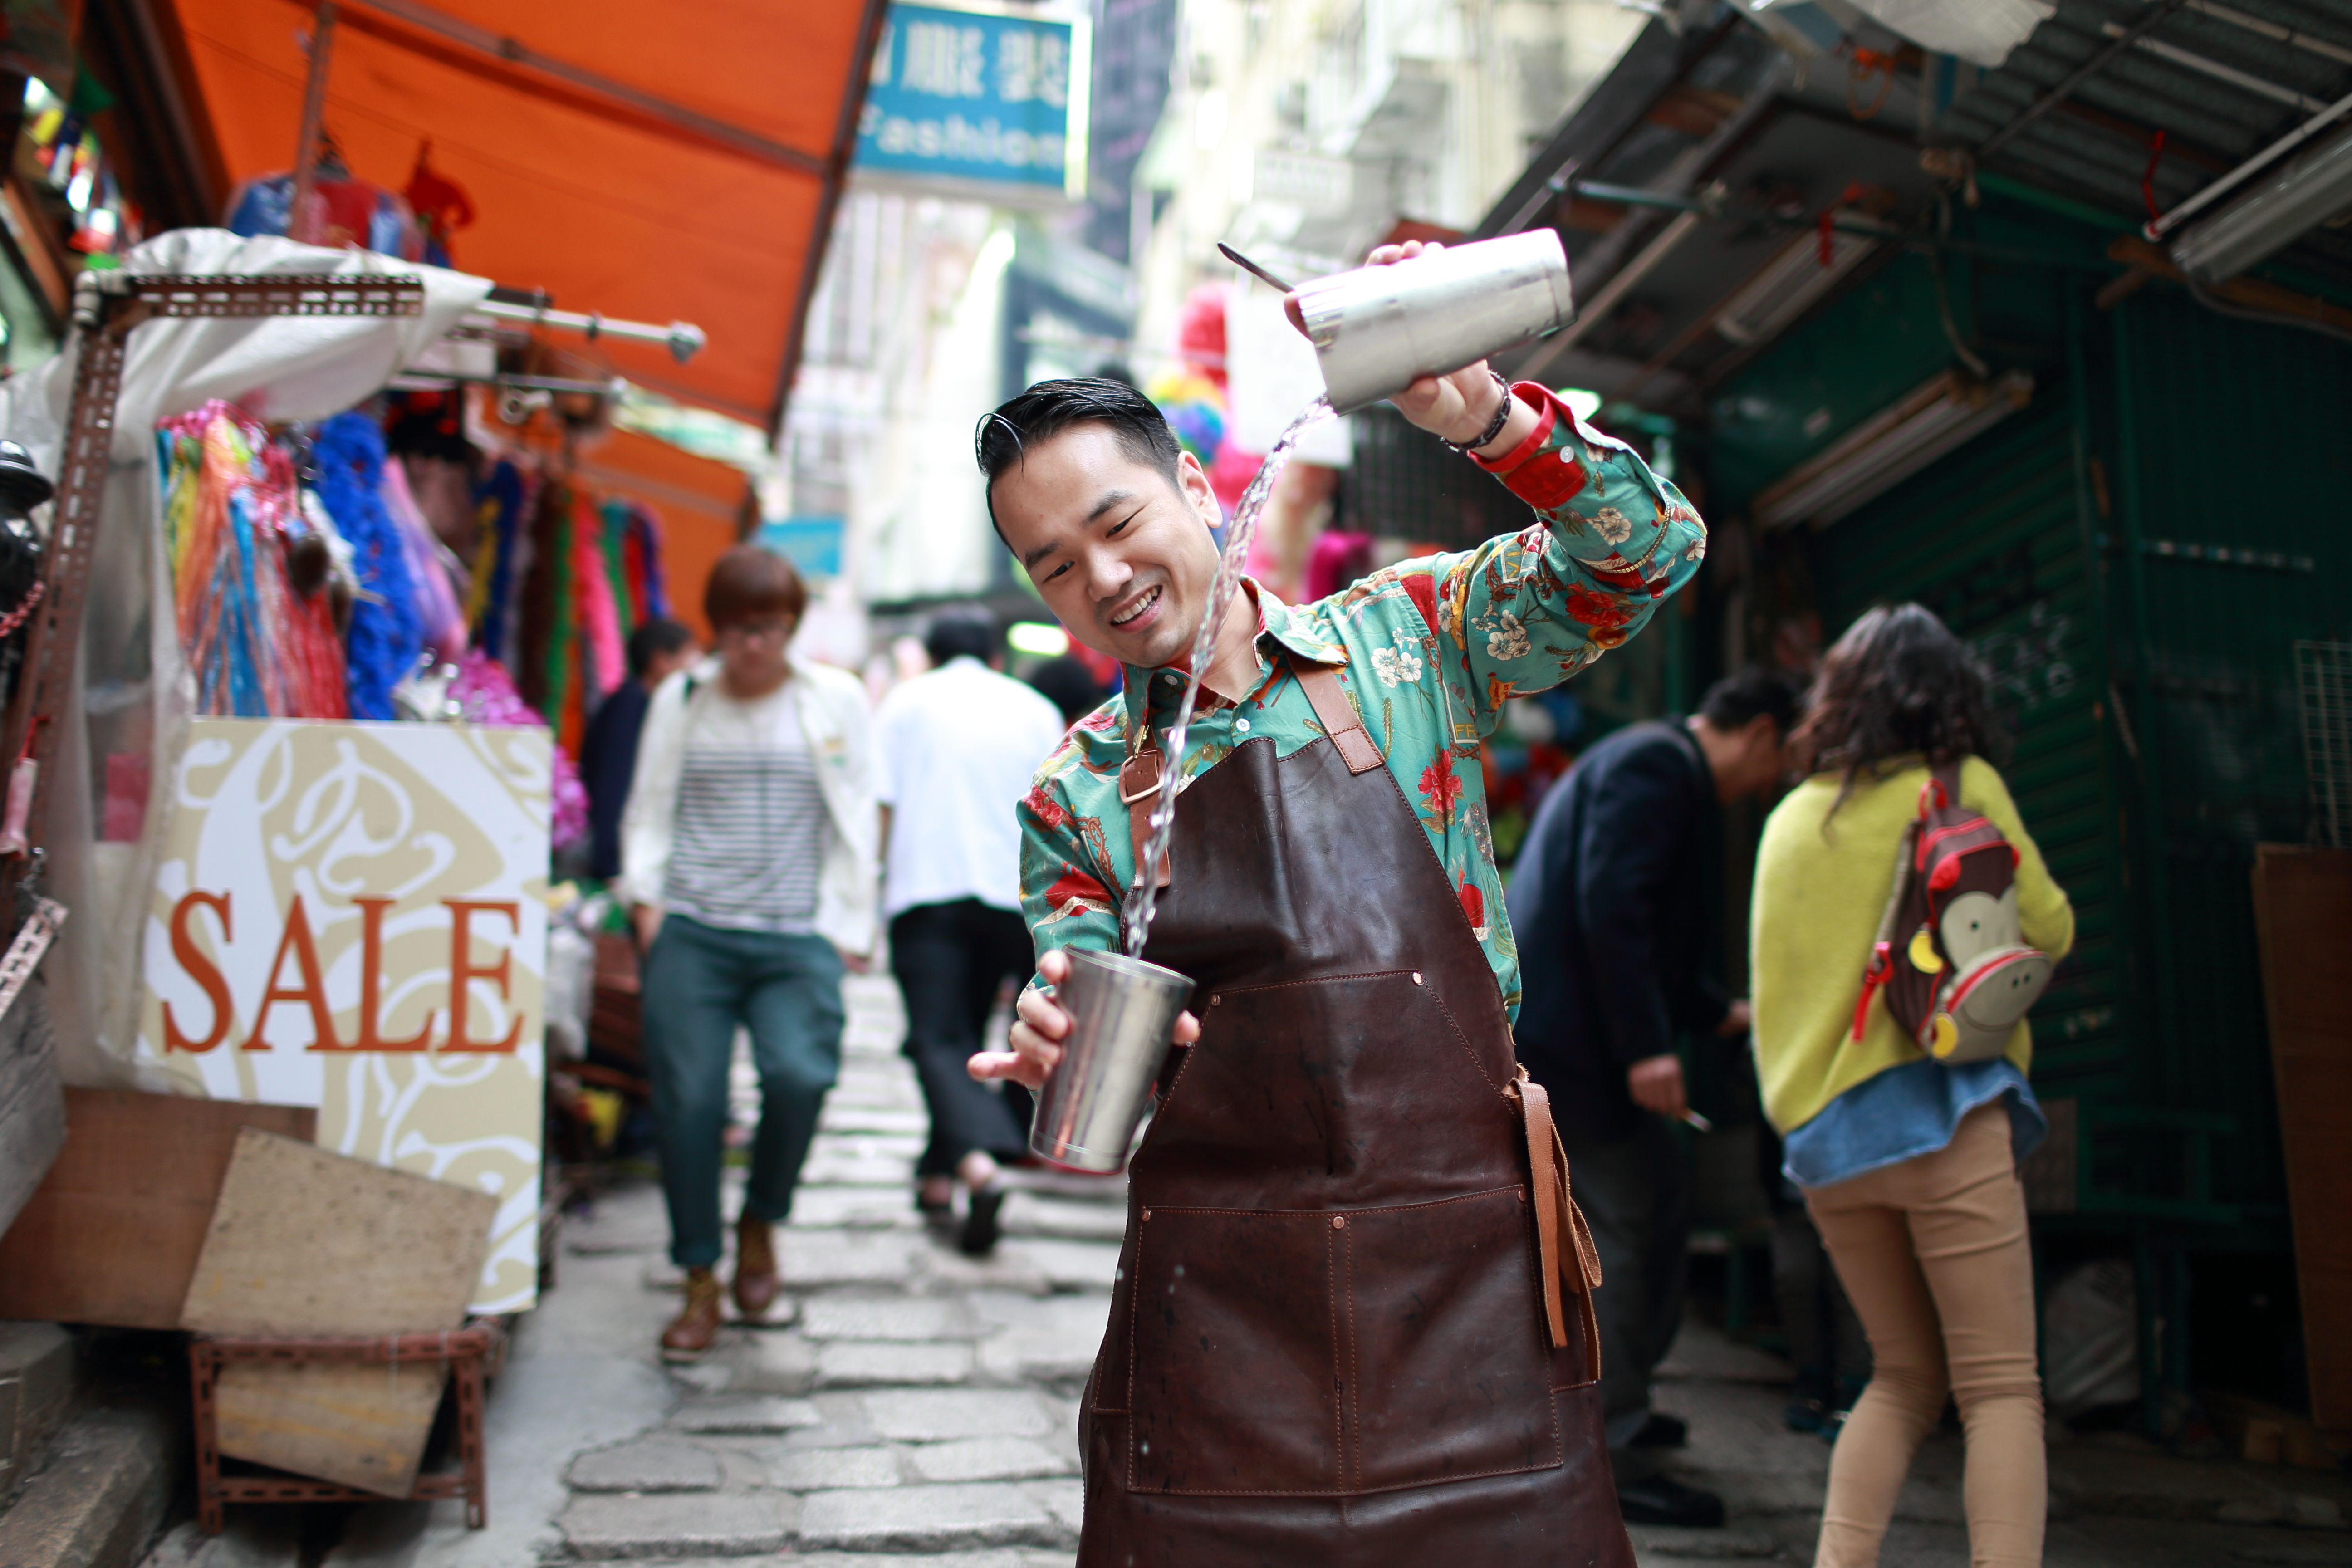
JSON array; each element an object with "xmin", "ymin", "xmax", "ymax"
[
  {"xmin": 1293, "ymin": 230, "xmax": 1575, "ymax": 415},
  {"xmin": 1027, "ymin": 949, "xmax": 1195, "ymax": 1173}
]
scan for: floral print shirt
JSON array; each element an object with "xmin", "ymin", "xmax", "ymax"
[{"xmin": 1016, "ymin": 383, "xmax": 1708, "ymax": 1020}]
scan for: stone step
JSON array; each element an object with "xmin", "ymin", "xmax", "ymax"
[
  {"xmin": 567, "ymin": 1436, "xmax": 725, "ymax": 1494},
  {"xmin": 795, "ymin": 1480, "xmax": 1081, "ymax": 1553},
  {"xmin": 1000, "ymin": 1193, "xmax": 1126, "ymax": 1242},
  {"xmin": 798, "ymin": 1296, "xmax": 983, "ymax": 1343},
  {"xmin": 669, "ymin": 1396, "xmax": 823, "ymax": 1435},
  {"xmin": 558, "ymin": 1492, "xmax": 795, "ymax": 1559},
  {"xmin": 0, "ymin": 1401, "xmax": 177, "ymax": 1568},
  {"xmin": 0, "ymin": 1319, "xmax": 76, "ymax": 1498},
  {"xmin": 607, "ymin": 1549, "xmax": 1072, "ymax": 1568},
  {"xmin": 557, "ymin": 1480, "xmax": 1079, "ymax": 1558},
  {"xmin": 814, "ymin": 1341, "xmax": 975, "ymax": 1389},
  {"xmin": 1627, "ymin": 1524, "xmax": 1782, "ymax": 1559},
  {"xmin": 818, "ymin": 1107, "xmax": 932, "ymax": 1137},
  {"xmin": 860, "ymin": 1389, "xmax": 1058, "ymax": 1444}
]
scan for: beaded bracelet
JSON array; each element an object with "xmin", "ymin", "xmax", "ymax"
[{"xmin": 1441, "ymin": 368, "xmax": 1515, "ymax": 455}]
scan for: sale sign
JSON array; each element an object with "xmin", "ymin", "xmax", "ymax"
[{"xmin": 134, "ymin": 719, "xmax": 550, "ymax": 1313}]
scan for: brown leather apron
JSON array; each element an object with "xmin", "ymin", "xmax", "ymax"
[{"xmin": 1078, "ymin": 658, "xmax": 1632, "ymax": 1567}]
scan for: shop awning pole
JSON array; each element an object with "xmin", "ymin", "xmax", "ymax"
[
  {"xmin": 465, "ymin": 300, "xmax": 706, "ymax": 363},
  {"xmin": 287, "ymin": 1, "xmax": 339, "ymax": 245}
]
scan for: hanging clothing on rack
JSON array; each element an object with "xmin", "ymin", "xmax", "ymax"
[
  {"xmin": 157, "ymin": 402, "xmax": 348, "ymax": 720},
  {"xmin": 573, "ymin": 487, "xmax": 627, "ymax": 713},
  {"xmin": 468, "ymin": 459, "xmax": 531, "ymax": 665},
  {"xmin": 314, "ymin": 412, "xmax": 423, "ymax": 722}
]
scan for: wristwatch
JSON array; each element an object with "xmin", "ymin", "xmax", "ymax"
[{"xmin": 1441, "ymin": 368, "xmax": 1515, "ymax": 455}]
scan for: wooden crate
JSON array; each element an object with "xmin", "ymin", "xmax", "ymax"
[{"xmin": 0, "ymin": 1089, "xmax": 314, "ymax": 1329}]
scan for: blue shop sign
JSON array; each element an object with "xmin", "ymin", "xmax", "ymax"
[
  {"xmin": 855, "ymin": 4, "xmax": 1088, "ymax": 201},
  {"xmin": 758, "ymin": 517, "xmax": 845, "ymax": 581}
]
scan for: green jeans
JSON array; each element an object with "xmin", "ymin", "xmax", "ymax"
[{"xmin": 641, "ymin": 915, "xmax": 845, "ymax": 1270}]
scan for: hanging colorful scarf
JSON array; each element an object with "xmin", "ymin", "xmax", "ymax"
[
  {"xmin": 572, "ymin": 489, "xmax": 626, "ymax": 707},
  {"xmin": 540, "ymin": 484, "xmax": 578, "ymax": 752},
  {"xmin": 314, "ymin": 411, "xmax": 422, "ymax": 721},
  {"xmin": 627, "ymin": 504, "xmax": 671, "ymax": 622},
  {"xmin": 468, "ymin": 460, "xmax": 525, "ymax": 662},
  {"xmin": 382, "ymin": 455, "xmax": 466, "ymax": 663},
  {"xmin": 598, "ymin": 498, "xmax": 635, "ymax": 647},
  {"xmin": 158, "ymin": 404, "xmax": 348, "ymax": 719}
]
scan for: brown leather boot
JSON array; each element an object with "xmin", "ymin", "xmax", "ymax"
[
  {"xmin": 660, "ymin": 1268, "xmax": 723, "ymax": 1362},
  {"xmin": 732, "ymin": 1214, "xmax": 780, "ymax": 1322}
]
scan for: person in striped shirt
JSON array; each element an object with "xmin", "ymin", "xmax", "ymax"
[{"xmin": 619, "ymin": 546, "xmax": 879, "ymax": 1361}]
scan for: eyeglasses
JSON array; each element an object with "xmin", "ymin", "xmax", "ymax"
[{"xmin": 718, "ymin": 617, "xmax": 794, "ymax": 645}]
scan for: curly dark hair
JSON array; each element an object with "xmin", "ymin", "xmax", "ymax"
[{"xmin": 1790, "ymin": 603, "xmax": 2009, "ymax": 818}]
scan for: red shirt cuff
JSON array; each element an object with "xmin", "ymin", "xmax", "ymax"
[
  {"xmin": 1471, "ymin": 383, "xmax": 1586, "ymax": 510},
  {"xmin": 1467, "ymin": 382, "xmax": 1562, "ymax": 474}
]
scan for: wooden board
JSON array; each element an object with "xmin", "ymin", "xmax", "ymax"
[
  {"xmin": 0, "ymin": 978, "xmax": 63, "ymax": 1243},
  {"xmin": 181, "ymin": 1128, "xmax": 496, "ymax": 1499},
  {"xmin": 0, "ymin": 1087, "xmax": 314, "ymax": 1329},
  {"xmin": 216, "ymin": 1361, "xmax": 449, "ymax": 1497},
  {"xmin": 2251, "ymin": 845, "xmax": 2352, "ymax": 1431},
  {"xmin": 179, "ymin": 1128, "xmax": 495, "ymax": 1337}
]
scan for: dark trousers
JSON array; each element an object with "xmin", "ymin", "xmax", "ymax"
[
  {"xmin": 889, "ymin": 899, "xmax": 1034, "ymax": 1177},
  {"xmin": 1773, "ymin": 1207, "xmax": 1871, "ymax": 1388},
  {"xmin": 640, "ymin": 915, "xmax": 844, "ymax": 1269},
  {"xmin": 1559, "ymin": 1115, "xmax": 1690, "ymax": 1484}
]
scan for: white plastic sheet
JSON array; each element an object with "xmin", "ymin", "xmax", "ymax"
[
  {"xmin": 1834, "ymin": 0, "xmax": 2055, "ymax": 69},
  {"xmin": 0, "ymin": 230, "xmax": 491, "ymax": 1085}
]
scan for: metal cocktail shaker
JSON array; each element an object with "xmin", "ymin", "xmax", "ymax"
[
  {"xmin": 1293, "ymin": 230, "xmax": 1576, "ymax": 415},
  {"xmin": 1027, "ymin": 949, "xmax": 1194, "ymax": 1173}
]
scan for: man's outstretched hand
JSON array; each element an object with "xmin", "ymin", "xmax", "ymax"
[
  {"xmin": 1627, "ymin": 1052, "xmax": 1689, "ymax": 1121},
  {"xmin": 1281, "ymin": 239, "xmax": 1540, "ymax": 458},
  {"xmin": 969, "ymin": 947, "xmax": 1205, "ymax": 1092}
]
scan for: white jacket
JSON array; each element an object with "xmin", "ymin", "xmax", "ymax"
[{"xmin": 617, "ymin": 654, "xmax": 879, "ymax": 956}]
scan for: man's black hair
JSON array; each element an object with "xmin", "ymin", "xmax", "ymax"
[
  {"xmin": 975, "ymin": 377, "xmax": 1185, "ymax": 533},
  {"xmin": 1698, "ymin": 667, "xmax": 1803, "ymax": 736},
  {"xmin": 627, "ymin": 617, "xmax": 694, "ymax": 681},
  {"xmin": 924, "ymin": 606, "xmax": 1000, "ymax": 667}
]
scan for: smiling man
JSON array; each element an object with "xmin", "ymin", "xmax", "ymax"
[{"xmin": 971, "ymin": 243, "xmax": 1707, "ymax": 1566}]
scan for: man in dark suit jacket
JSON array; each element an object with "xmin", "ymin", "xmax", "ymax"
[{"xmin": 1508, "ymin": 668, "xmax": 1799, "ymax": 1528}]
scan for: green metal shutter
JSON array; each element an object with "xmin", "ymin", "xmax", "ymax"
[{"xmin": 2108, "ymin": 291, "xmax": 2351, "ymax": 1212}]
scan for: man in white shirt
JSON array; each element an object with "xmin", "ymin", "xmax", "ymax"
[{"xmin": 874, "ymin": 608, "xmax": 1071, "ymax": 1253}]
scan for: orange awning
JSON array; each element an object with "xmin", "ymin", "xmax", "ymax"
[
  {"xmin": 164, "ymin": 0, "xmax": 883, "ymax": 430},
  {"xmin": 575, "ymin": 428, "xmax": 748, "ymax": 643}
]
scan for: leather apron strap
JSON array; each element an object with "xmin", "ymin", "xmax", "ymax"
[
  {"xmin": 1294, "ymin": 662, "xmax": 1384, "ymax": 775},
  {"xmin": 1509, "ymin": 1068, "xmax": 1605, "ymax": 1375},
  {"xmin": 1119, "ymin": 743, "xmax": 1169, "ymax": 893},
  {"xmin": 1119, "ymin": 657, "xmax": 1381, "ymax": 895}
]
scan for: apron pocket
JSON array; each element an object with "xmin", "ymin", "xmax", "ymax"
[
  {"xmin": 1128, "ymin": 1205, "xmax": 1341, "ymax": 1494},
  {"xmin": 1348, "ymin": 1185, "xmax": 1562, "ymax": 1489}
]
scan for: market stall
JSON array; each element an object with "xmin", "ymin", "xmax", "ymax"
[{"xmin": 0, "ymin": 224, "xmax": 733, "ymax": 1522}]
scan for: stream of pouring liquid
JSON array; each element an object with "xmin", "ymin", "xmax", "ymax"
[{"xmin": 1122, "ymin": 396, "xmax": 1337, "ymax": 958}]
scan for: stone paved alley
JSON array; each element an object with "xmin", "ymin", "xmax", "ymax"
[{"xmin": 140, "ymin": 975, "xmax": 2352, "ymax": 1568}]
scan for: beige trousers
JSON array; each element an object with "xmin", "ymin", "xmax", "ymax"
[{"xmin": 1804, "ymin": 1102, "xmax": 2045, "ymax": 1568}]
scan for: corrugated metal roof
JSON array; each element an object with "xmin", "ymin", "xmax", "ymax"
[{"xmin": 1939, "ymin": 0, "xmax": 2352, "ymax": 281}]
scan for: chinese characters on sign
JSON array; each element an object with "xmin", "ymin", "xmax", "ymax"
[
  {"xmin": 135, "ymin": 720, "xmax": 551, "ymax": 1313},
  {"xmin": 856, "ymin": 4, "xmax": 1088, "ymax": 201}
]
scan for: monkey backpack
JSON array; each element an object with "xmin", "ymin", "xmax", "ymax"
[{"xmin": 1851, "ymin": 764, "xmax": 2054, "ymax": 1063}]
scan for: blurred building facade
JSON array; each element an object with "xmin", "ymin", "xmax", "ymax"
[
  {"xmin": 780, "ymin": 0, "xmax": 1180, "ymax": 617},
  {"xmin": 1132, "ymin": 0, "xmax": 1646, "ymax": 349}
]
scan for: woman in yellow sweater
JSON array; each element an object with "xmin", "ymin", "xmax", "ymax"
[{"xmin": 1752, "ymin": 604, "xmax": 2073, "ymax": 1568}]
